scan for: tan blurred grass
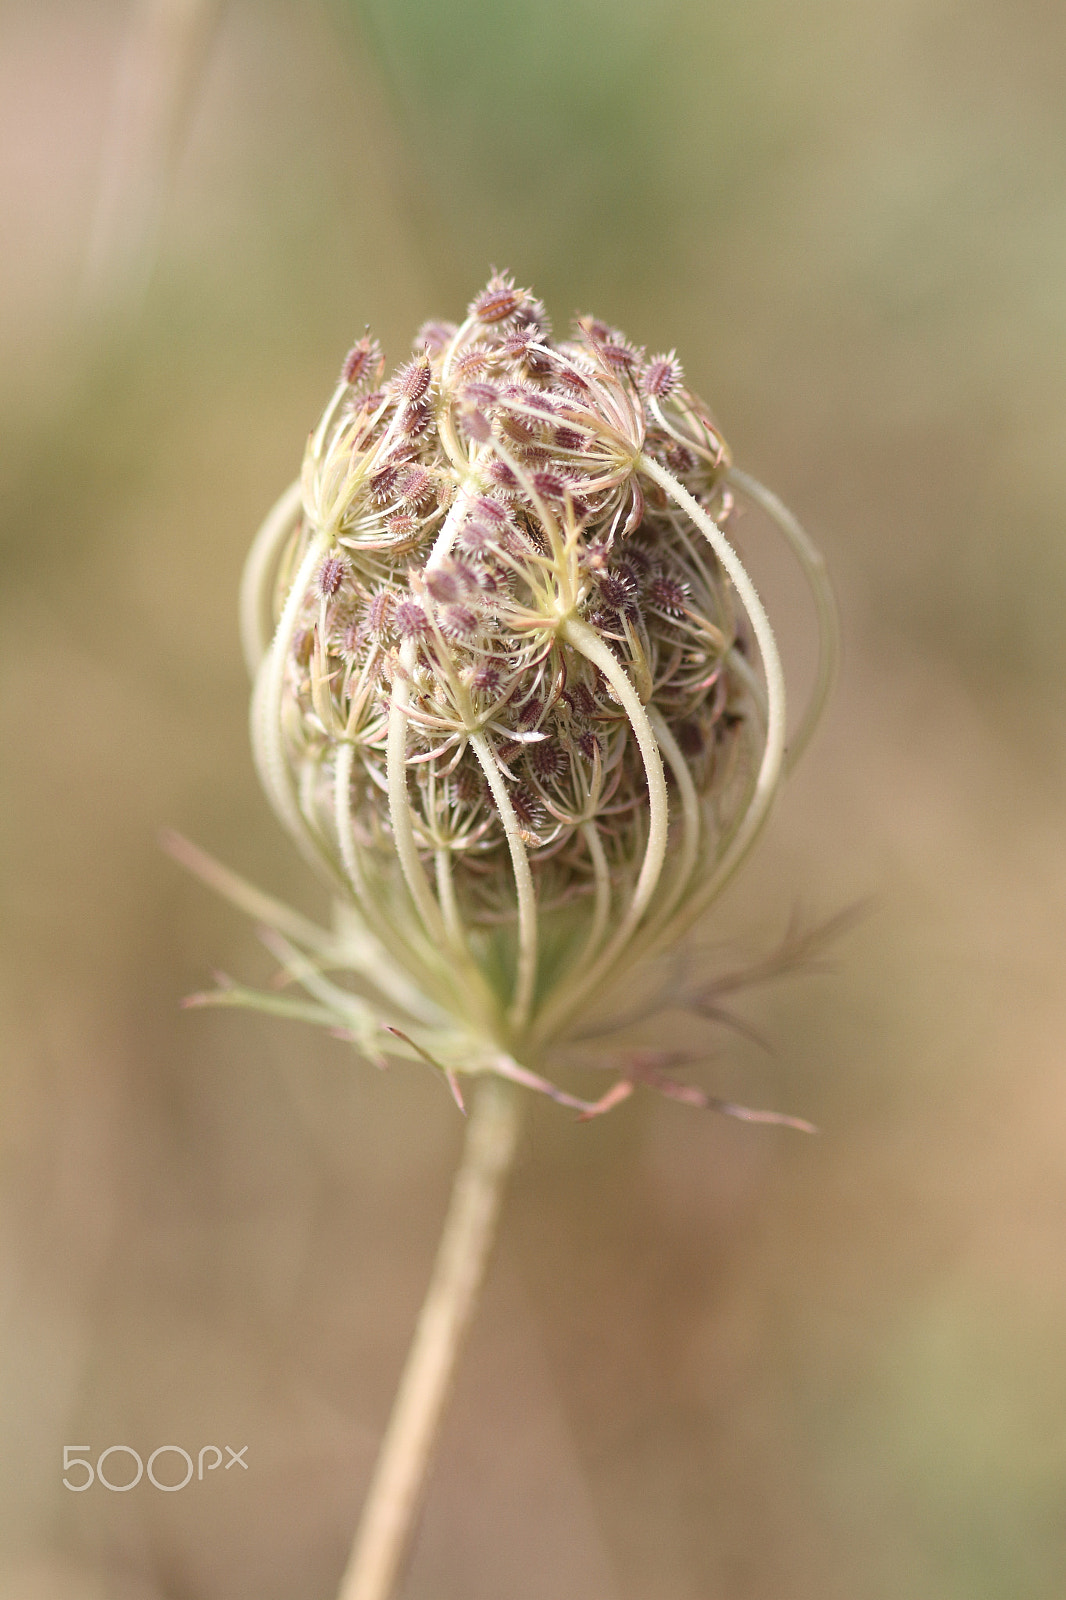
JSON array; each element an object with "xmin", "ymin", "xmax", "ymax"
[{"xmin": 1, "ymin": 1, "xmax": 1065, "ymax": 1597}]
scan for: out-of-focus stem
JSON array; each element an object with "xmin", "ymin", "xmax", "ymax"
[
  {"xmin": 239, "ymin": 478, "xmax": 302, "ymax": 678},
  {"xmin": 725, "ymin": 467, "xmax": 839, "ymax": 771},
  {"xmin": 82, "ymin": 0, "xmax": 223, "ymax": 318},
  {"xmin": 335, "ymin": 1076, "xmax": 523, "ymax": 1600}
]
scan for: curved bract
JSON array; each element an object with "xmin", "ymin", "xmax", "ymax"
[{"xmin": 231, "ymin": 275, "xmax": 835, "ymax": 1103}]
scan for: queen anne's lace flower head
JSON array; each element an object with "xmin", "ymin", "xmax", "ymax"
[{"xmin": 228, "ymin": 274, "xmax": 835, "ymax": 1115}]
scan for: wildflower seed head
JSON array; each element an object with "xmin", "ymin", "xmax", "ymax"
[
  {"xmin": 248, "ymin": 277, "xmax": 826, "ymax": 1058},
  {"xmin": 391, "ymin": 352, "xmax": 433, "ymax": 402},
  {"xmin": 317, "ymin": 555, "xmax": 346, "ymax": 597},
  {"xmin": 341, "ymin": 334, "xmax": 383, "ymax": 388},
  {"xmin": 642, "ymin": 352, "xmax": 684, "ymax": 400},
  {"xmin": 414, "ymin": 320, "xmax": 456, "ymax": 355}
]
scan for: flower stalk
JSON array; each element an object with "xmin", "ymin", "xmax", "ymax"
[
  {"xmin": 336, "ymin": 1076, "xmax": 522, "ymax": 1600},
  {"xmin": 176, "ymin": 274, "xmax": 837, "ymax": 1600}
]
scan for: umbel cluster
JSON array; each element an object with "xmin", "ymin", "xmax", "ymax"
[{"xmin": 229, "ymin": 273, "xmax": 831, "ymax": 1102}]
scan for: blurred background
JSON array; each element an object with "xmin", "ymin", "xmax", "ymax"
[{"xmin": 2, "ymin": 0, "xmax": 1065, "ymax": 1596}]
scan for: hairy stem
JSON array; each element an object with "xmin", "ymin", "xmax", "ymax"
[
  {"xmin": 386, "ymin": 640, "xmax": 449, "ymax": 948},
  {"xmin": 336, "ymin": 1076, "xmax": 523, "ymax": 1600},
  {"xmin": 470, "ymin": 731, "xmax": 538, "ymax": 1030},
  {"xmin": 531, "ymin": 615, "xmax": 669, "ymax": 1044},
  {"xmin": 636, "ymin": 451, "xmax": 787, "ymax": 932},
  {"xmin": 332, "ymin": 744, "xmax": 443, "ymax": 1021},
  {"xmin": 643, "ymin": 706, "xmax": 701, "ymax": 933},
  {"xmin": 576, "ymin": 818, "xmax": 612, "ymax": 974},
  {"xmin": 239, "ymin": 478, "xmax": 302, "ymax": 678},
  {"xmin": 251, "ymin": 530, "xmax": 334, "ymax": 867},
  {"xmin": 725, "ymin": 467, "xmax": 838, "ymax": 770}
]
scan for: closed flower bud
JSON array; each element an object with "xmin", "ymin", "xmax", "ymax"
[{"xmin": 239, "ymin": 276, "xmax": 836, "ymax": 1106}]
